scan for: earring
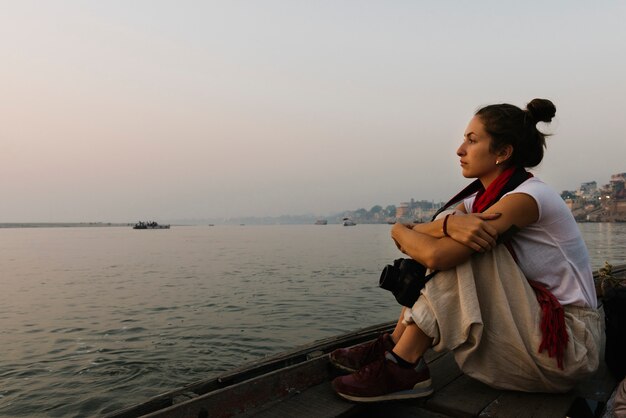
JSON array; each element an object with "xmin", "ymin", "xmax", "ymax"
[{"xmin": 496, "ymin": 160, "xmax": 500, "ymax": 165}]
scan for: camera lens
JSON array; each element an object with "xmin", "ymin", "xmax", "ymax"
[{"xmin": 379, "ymin": 264, "xmax": 398, "ymax": 291}]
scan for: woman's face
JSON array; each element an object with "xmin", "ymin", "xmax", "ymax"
[{"xmin": 457, "ymin": 115, "xmax": 501, "ymax": 182}]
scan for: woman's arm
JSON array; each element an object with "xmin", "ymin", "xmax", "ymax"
[
  {"xmin": 392, "ymin": 193, "xmax": 539, "ymax": 271},
  {"xmin": 408, "ymin": 203, "xmax": 501, "ymax": 252}
]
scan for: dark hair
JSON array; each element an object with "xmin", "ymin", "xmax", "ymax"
[{"xmin": 475, "ymin": 98, "xmax": 556, "ymax": 168}]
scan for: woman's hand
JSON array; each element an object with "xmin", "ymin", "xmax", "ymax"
[
  {"xmin": 391, "ymin": 223, "xmax": 410, "ymax": 254},
  {"xmin": 445, "ymin": 213, "xmax": 501, "ymax": 252}
]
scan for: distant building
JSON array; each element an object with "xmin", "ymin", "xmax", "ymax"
[
  {"xmin": 561, "ymin": 190, "xmax": 577, "ymax": 210},
  {"xmin": 593, "ymin": 172, "xmax": 626, "ymax": 221},
  {"xmin": 396, "ymin": 202, "xmax": 410, "ymax": 219},
  {"xmin": 395, "ymin": 199, "xmax": 443, "ymax": 222},
  {"xmin": 577, "ymin": 181, "xmax": 598, "ymax": 200},
  {"xmin": 610, "ymin": 173, "xmax": 626, "ymax": 199}
]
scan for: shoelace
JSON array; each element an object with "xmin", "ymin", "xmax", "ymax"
[
  {"xmin": 362, "ymin": 336, "xmax": 385, "ymax": 361},
  {"xmin": 347, "ymin": 335, "xmax": 384, "ymax": 365},
  {"xmin": 354, "ymin": 357, "xmax": 386, "ymax": 382}
]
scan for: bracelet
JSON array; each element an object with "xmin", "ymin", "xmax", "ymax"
[{"xmin": 443, "ymin": 214, "xmax": 451, "ymax": 237}]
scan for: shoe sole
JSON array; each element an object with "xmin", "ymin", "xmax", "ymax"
[{"xmin": 334, "ymin": 379, "xmax": 434, "ymax": 403}]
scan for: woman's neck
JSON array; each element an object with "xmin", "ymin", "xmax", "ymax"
[{"xmin": 479, "ymin": 167, "xmax": 508, "ymax": 189}]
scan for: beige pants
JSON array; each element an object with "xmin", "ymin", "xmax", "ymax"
[{"xmin": 404, "ymin": 246, "xmax": 601, "ymax": 393}]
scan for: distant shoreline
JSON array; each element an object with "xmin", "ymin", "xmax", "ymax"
[
  {"xmin": 1, "ymin": 220, "xmax": 624, "ymax": 229},
  {"xmin": 0, "ymin": 222, "xmax": 131, "ymax": 229}
]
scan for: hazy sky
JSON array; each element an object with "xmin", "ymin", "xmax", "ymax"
[{"xmin": 2, "ymin": 1, "xmax": 625, "ymax": 222}]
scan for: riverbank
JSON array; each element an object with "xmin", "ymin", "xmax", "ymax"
[{"xmin": 0, "ymin": 222, "xmax": 130, "ymax": 228}]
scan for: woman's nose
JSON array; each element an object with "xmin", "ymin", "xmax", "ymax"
[{"xmin": 456, "ymin": 144, "xmax": 465, "ymax": 156}]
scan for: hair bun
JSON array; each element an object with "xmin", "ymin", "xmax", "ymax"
[{"xmin": 526, "ymin": 98, "xmax": 556, "ymax": 123}]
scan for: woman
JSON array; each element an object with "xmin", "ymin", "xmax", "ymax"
[{"xmin": 331, "ymin": 99, "xmax": 601, "ymax": 402}]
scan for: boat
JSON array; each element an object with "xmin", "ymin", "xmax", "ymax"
[
  {"xmin": 105, "ymin": 264, "xmax": 626, "ymax": 418},
  {"xmin": 132, "ymin": 221, "xmax": 170, "ymax": 230},
  {"xmin": 342, "ymin": 217, "xmax": 356, "ymax": 226},
  {"xmin": 314, "ymin": 219, "xmax": 328, "ymax": 225}
]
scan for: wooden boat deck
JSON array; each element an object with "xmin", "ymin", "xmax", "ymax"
[
  {"xmin": 108, "ymin": 265, "xmax": 625, "ymax": 418},
  {"xmin": 107, "ymin": 322, "xmax": 618, "ymax": 418},
  {"xmin": 247, "ymin": 351, "xmax": 615, "ymax": 418}
]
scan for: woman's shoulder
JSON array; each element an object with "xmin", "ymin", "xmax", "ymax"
[
  {"xmin": 506, "ymin": 176, "xmax": 557, "ymax": 199},
  {"xmin": 505, "ymin": 176, "xmax": 570, "ymax": 221}
]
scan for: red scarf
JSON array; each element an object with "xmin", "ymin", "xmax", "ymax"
[
  {"xmin": 529, "ymin": 281, "xmax": 569, "ymax": 369},
  {"xmin": 467, "ymin": 167, "xmax": 569, "ymax": 370},
  {"xmin": 472, "ymin": 167, "xmax": 518, "ymax": 213},
  {"xmin": 436, "ymin": 166, "xmax": 531, "ymax": 218}
]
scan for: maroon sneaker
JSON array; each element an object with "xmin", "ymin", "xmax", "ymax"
[
  {"xmin": 329, "ymin": 333, "xmax": 395, "ymax": 373},
  {"xmin": 331, "ymin": 352, "xmax": 433, "ymax": 402}
]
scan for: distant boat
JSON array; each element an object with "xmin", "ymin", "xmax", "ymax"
[
  {"xmin": 342, "ymin": 217, "xmax": 356, "ymax": 226},
  {"xmin": 133, "ymin": 221, "xmax": 170, "ymax": 230},
  {"xmin": 314, "ymin": 219, "xmax": 328, "ymax": 225}
]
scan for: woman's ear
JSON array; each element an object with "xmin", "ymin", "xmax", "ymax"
[{"xmin": 497, "ymin": 144, "xmax": 514, "ymax": 164}]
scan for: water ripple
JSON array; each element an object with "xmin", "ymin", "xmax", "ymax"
[{"xmin": 1, "ymin": 224, "xmax": 621, "ymax": 416}]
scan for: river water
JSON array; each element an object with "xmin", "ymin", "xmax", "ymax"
[{"xmin": 1, "ymin": 223, "xmax": 625, "ymax": 417}]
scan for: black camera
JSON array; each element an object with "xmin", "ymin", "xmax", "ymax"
[{"xmin": 379, "ymin": 258, "xmax": 433, "ymax": 307}]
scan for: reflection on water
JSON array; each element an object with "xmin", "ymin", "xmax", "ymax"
[
  {"xmin": 0, "ymin": 223, "xmax": 624, "ymax": 416},
  {"xmin": 578, "ymin": 222, "xmax": 626, "ymax": 268}
]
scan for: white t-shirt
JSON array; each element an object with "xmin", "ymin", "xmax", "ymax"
[{"xmin": 464, "ymin": 177, "xmax": 597, "ymax": 308}]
